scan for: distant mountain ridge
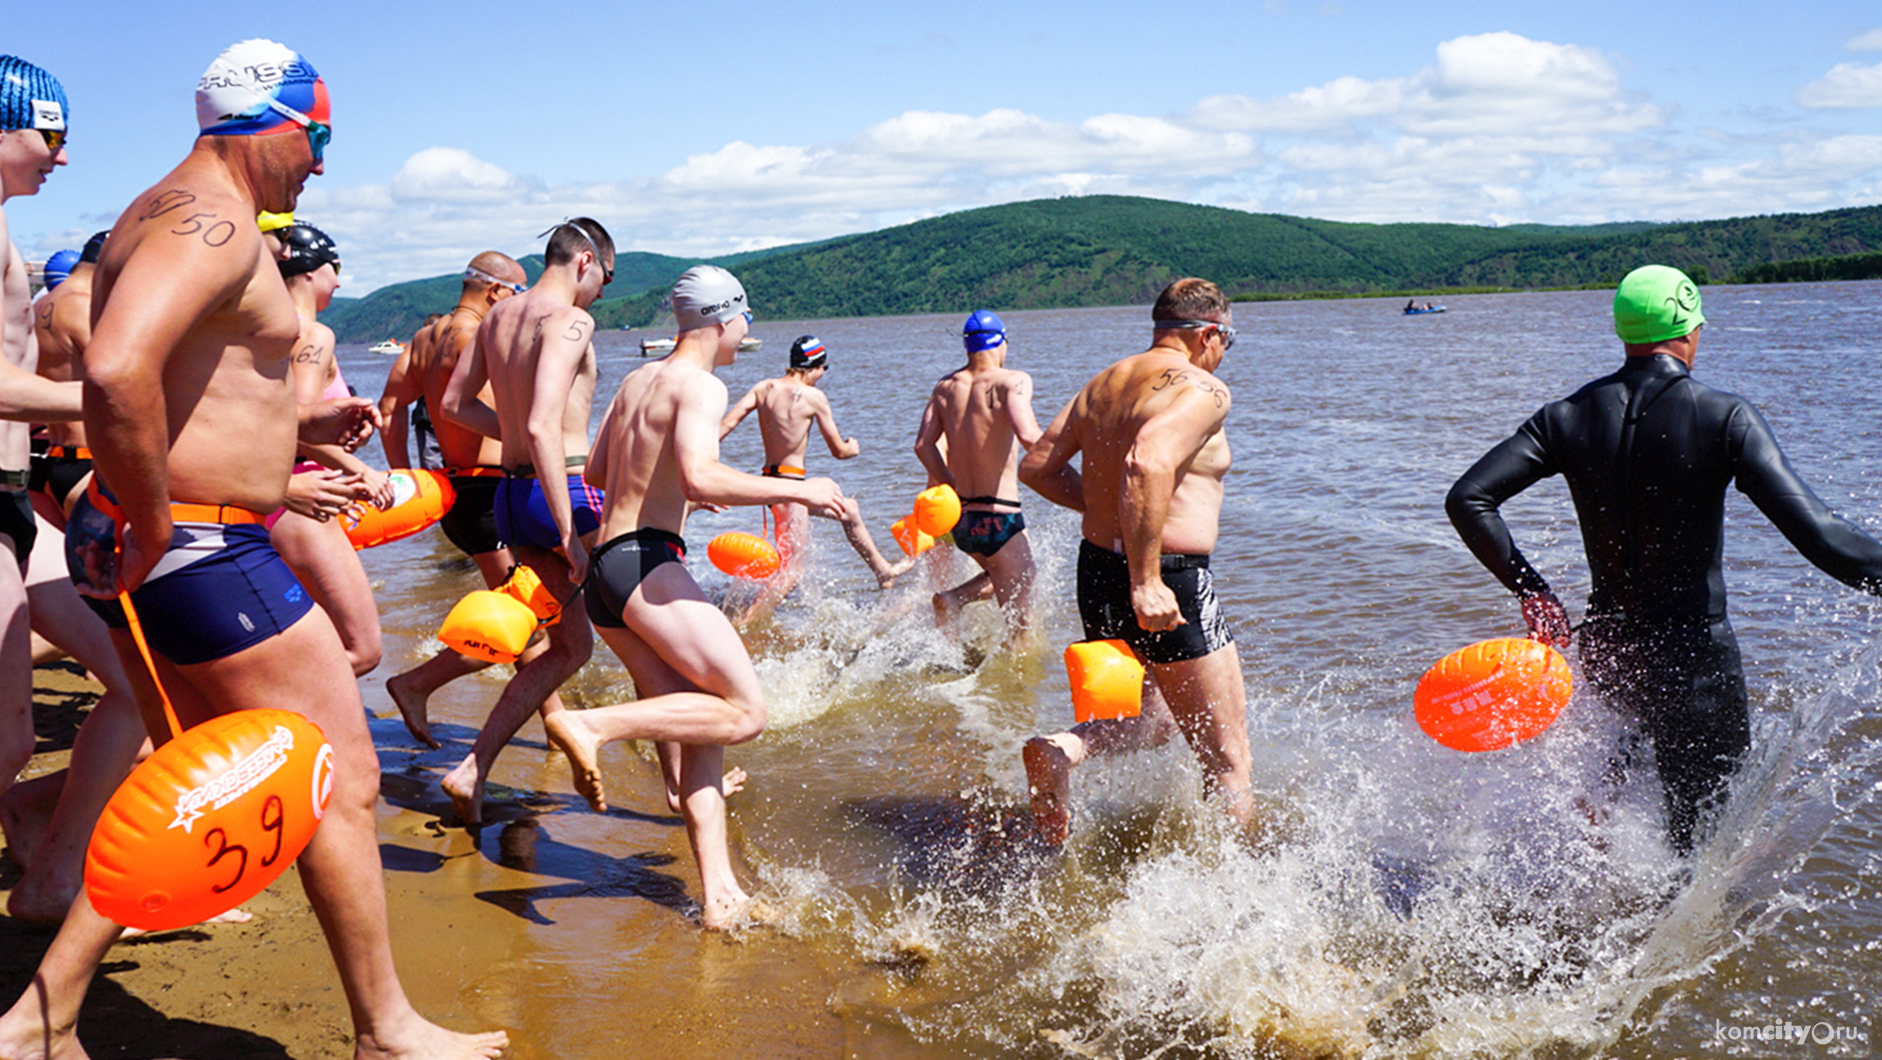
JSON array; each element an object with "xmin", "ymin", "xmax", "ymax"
[{"xmin": 324, "ymin": 195, "xmax": 1882, "ymax": 343}]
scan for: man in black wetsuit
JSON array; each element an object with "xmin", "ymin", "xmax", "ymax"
[{"xmin": 1447, "ymin": 264, "xmax": 1882, "ymax": 854}]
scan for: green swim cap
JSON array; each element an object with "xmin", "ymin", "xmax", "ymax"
[{"xmin": 1613, "ymin": 265, "xmax": 1705, "ymax": 344}]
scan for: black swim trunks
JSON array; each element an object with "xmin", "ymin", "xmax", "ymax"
[
  {"xmin": 0, "ymin": 482, "xmax": 35, "ymax": 566},
  {"xmin": 584, "ymin": 528, "xmax": 688, "ymax": 629},
  {"xmin": 1076, "ymin": 540, "xmax": 1234, "ymax": 665},
  {"xmin": 29, "ymin": 445, "xmax": 92, "ymax": 511},
  {"xmin": 439, "ymin": 469, "xmax": 503, "ymax": 557},
  {"xmin": 955, "ymin": 509, "xmax": 1026, "ymax": 556}
]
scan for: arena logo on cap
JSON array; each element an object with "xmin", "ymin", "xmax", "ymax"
[
  {"xmin": 697, "ymin": 293, "xmax": 746, "ymax": 317},
  {"xmin": 31, "ymin": 99, "xmax": 63, "ymax": 130}
]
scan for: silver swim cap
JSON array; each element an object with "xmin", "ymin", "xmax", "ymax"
[{"xmin": 671, "ymin": 265, "xmax": 748, "ymax": 331}]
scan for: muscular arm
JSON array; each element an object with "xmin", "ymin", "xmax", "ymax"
[
  {"xmin": 528, "ymin": 311, "xmax": 594, "ymax": 550},
  {"xmin": 913, "ymin": 393, "xmax": 954, "ymax": 488},
  {"xmin": 1003, "ymin": 371, "xmax": 1044, "ymax": 451},
  {"xmin": 1443, "ymin": 420, "xmax": 1559, "ymax": 600},
  {"xmin": 377, "ymin": 340, "xmax": 420, "ymax": 468},
  {"xmin": 1018, "ymin": 395, "xmax": 1084, "ymax": 512},
  {"xmin": 0, "ymin": 213, "xmax": 82, "ymax": 422},
  {"xmin": 1120, "ymin": 384, "xmax": 1230, "ymax": 620},
  {"xmin": 440, "ymin": 321, "xmax": 500, "ymax": 440},
  {"xmin": 811, "ymin": 391, "xmax": 859, "ymax": 459},
  {"xmin": 1732, "ymin": 404, "xmax": 1882, "ymax": 595},
  {"xmin": 674, "ymin": 377, "xmax": 842, "ymax": 514},
  {"xmin": 84, "ymin": 206, "xmax": 253, "ymax": 583},
  {"xmin": 718, "ymin": 384, "xmax": 759, "ymax": 441}
]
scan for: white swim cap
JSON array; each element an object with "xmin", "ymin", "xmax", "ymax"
[
  {"xmin": 671, "ymin": 265, "xmax": 748, "ymax": 331},
  {"xmin": 196, "ymin": 39, "xmax": 326, "ymax": 136}
]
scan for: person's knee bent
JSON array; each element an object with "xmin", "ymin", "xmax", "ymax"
[{"xmin": 722, "ymin": 694, "xmax": 767, "ymax": 745}]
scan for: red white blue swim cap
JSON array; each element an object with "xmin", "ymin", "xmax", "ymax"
[
  {"xmin": 0, "ymin": 55, "xmax": 67, "ymax": 133},
  {"xmin": 196, "ymin": 40, "xmax": 327, "ymax": 137}
]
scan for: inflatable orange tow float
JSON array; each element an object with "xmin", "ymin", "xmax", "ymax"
[{"xmin": 1413, "ymin": 637, "xmax": 1572, "ymax": 752}]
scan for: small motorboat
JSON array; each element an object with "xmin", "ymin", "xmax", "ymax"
[
  {"xmin": 368, "ymin": 338, "xmax": 407, "ymax": 355},
  {"xmin": 638, "ymin": 337, "xmax": 763, "ymax": 357},
  {"xmin": 1402, "ymin": 305, "xmax": 1448, "ymax": 316}
]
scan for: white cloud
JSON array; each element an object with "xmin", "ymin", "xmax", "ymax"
[
  {"xmin": 390, "ymin": 147, "xmax": 531, "ymax": 203},
  {"xmin": 293, "ymin": 32, "xmax": 1882, "ymax": 295},
  {"xmin": 1847, "ymin": 29, "xmax": 1882, "ymax": 51},
  {"xmin": 1797, "ymin": 62, "xmax": 1882, "ymax": 108}
]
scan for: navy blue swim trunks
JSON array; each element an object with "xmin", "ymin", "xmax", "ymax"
[
  {"xmin": 955, "ymin": 510, "xmax": 1027, "ymax": 557},
  {"xmin": 494, "ymin": 473, "xmax": 604, "ymax": 551}
]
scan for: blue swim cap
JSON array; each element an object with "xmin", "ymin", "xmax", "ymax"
[
  {"xmin": 0, "ymin": 55, "xmax": 68, "ymax": 133},
  {"xmin": 42, "ymin": 249, "xmax": 79, "ymax": 289},
  {"xmin": 963, "ymin": 309, "xmax": 1006, "ymax": 353}
]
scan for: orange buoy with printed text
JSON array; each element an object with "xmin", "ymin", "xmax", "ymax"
[
  {"xmin": 890, "ymin": 515, "xmax": 934, "ymax": 558},
  {"xmin": 709, "ymin": 531, "xmax": 780, "ymax": 580},
  {"xmin": 913, "ymin": 484, "xmax": 962, "ymax": 536},
  {"xmin": 1066, "ymin": 639, "xmax": 1145, "ymax": 723},
  {"xmin": 1414, "ymin": 637, "xmax": 1573, "ymax": 753},
  {"xmin": 342, "ymin": 469, "xmax": 455, "ymax": 550},
  {"xmin": 438, "ymin": 565, "xmax": 559, "ymax": 664},
  {"xmin": 85, "ymin": 708, "xmax": 334, "ymax": 931}
]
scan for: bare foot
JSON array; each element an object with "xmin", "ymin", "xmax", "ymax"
[
  {"xmin": 874, "ymin": 554, "xmax": 918, "ymax": 590},
  {"xmin": 386, "ymin": 673, "xmax": 440, "ymax": 750},
  {"xmin": 0, "ymin": 770, "xmax": 63, "ymax": 869},
  {"xmin": 700, "ymin": 887, "xmax": 757, "ymax": 932},
  {"xmin": 1023, "ymin": 737, "xmax": 1074, "ymax": 845},
  {"xmin": 355, "ymin": 1013, "xmax": 508, "ymax": 1059},
  {"xmin": 932, "ymin": 590, "xmax": 962, "ymax": 639},
  {"xmin": 6, "ymin": 866, "xmax": 82, "ymax": 924},
  {"xmin": 118, "ymin": 906, "xmax": 254, "ymax": 938},
  {"xmin": 0, "ymin": 1009, "xmax": 91, "ymax": 1060},
  {"xmin": 441, "ymin": 755, "xmax": 487, "ymax": 826},
  {"xmin": 666, "ymin": 766, "xmax": 747, "ymax": 814},
  {"xmin": 543, "ymin": 711, "xmax": 606, "ymax": 814}
]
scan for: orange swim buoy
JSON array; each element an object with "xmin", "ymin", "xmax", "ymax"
[
  {"xmin": 913, "ymin": 484, "xmax": 962, "ymax": 536},
  {"xmin": 85, "ymin": 708, "xmax": 334, "ymax": 931},
  {"xmin": 342, "ymin": 469, "xmax": 455, "ymax": 550},
  {"xmin": 708, "ymin": 531, "xmax": 780, "ymax": 580},
  {"xmin": 1066, "ymin": 639, "xmax": 1145, "ymax": 723},
  {"xmin": 890, "ymin": 515, "xmax": 934, "ymax": 558},
  {"xmin": 1413, "ymin": 637, "xmax": 1573, "ymax": 753}
]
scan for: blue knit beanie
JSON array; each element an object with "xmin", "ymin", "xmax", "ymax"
[{"xmin": 0, "ymin": 56, "xmax": 68, "ymax": 132}]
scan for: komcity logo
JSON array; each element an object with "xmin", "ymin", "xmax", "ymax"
[{"xmin": 1713, "ymin": 1019, "xmax": 1866, "ymax": 1047}]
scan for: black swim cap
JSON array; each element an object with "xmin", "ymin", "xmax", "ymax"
[
  {"xmin": 79, "ymin": 230, "xmax": 108, "ymax": 264},
  {"xmin": 277, "ymin": 222, "xmax": 339, "ymax": 278}
]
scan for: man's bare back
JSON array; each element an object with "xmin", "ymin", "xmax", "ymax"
[
  {"xmin": 476, "ymin": 293, "xmax": 598, "ymax": 471},
  {"xmin": 919, "ymin": 363, "xmax": 1038, "ymax": 502},
  {"xmin": 32, "ymin": 264, "xmax": 92, "ymax": 449},
  {"xmin": 410, "ymin": 309, "xmax": 502, "ymax": 468}
]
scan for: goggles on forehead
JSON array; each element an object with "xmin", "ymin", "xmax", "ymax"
[{"xmin": 465, "ymin": 266, "xmax": 526, "ymax": 293}]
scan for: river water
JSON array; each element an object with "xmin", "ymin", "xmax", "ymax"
[{"xmin": 340, "ymin": 280, "xmax": 1882, "ymax": 1059}]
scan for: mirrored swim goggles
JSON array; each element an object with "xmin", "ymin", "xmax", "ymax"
[
  {"xmin": 1152, "ymin": 318, "xmax": 1236, "ymax": 351},
  {"xmin": 262, "ymin": 95, "xmax": 330, "ymax": 164}
]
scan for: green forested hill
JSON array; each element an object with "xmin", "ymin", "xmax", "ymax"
[{"xmin": 325, "ymin": 195, "xmax": 1882, "ymax": 341}]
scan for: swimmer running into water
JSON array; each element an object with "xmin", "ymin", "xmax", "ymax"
[
  {"xmin": 915, "ymin": 310, "xmax": 1043, "ymax": 640},
  {"xmin": 719, "ymin": 333, "xmax": 913, "ymax": 622},
  {"xmin": 555, "ymin": 266, "xmax": 846, "ymax": 929}
]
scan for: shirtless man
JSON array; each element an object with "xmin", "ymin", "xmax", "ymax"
[
  {"xmin": 552, "ymin": 266, "xmax": 845, "ymax": 928},
  {"xmin": 379, "ymin": 252, "xmax": 540, "ymax": 748},
  {"xmin": 29, "ymin": 230, "xmax": 105, "ymax": 524},
  {"xmin": 3, "ymin": 224, "xmax": 155, "ymax": 926},
  {"xmin": 1017, "ymin": 278, "xmax": 1253, "ymax": 845},
  {"xmin": 719, "ymin": 334, "xmax": 910, "ymax": 619},
  {"xmin": 438, "ymin": 220, "xmax": 611, "ymax": 824},
  {"xmin": 0, "ymin": 53, "xmax": 87, "ymax": 844},
  {"xmin": 0, "ymin": 41, "xmax": 507, "ymax": 1060},
  {"xmin": 914, "ymin": 310, "xmax": 1043, "ymax": 638}
]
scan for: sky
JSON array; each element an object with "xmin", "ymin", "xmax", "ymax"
[{"xmin": 7, "ymin": 0, "xmax": 1882, "ymax": 294}]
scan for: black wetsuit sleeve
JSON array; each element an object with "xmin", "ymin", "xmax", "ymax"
[
  {"xmin": 1731, "ymin": 403, "xmax": 1882, "ymax": 596},
  {"xmin": 1446, "ymin": 419, "xmax": 1558, "ymax": 599}
]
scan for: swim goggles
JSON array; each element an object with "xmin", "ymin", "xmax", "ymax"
[
  {"xmin": 263, "ymin": 96, "xmax": 330, "ymax": 165},
  {"xmin": 1152, "ymin": 318, "xmax": 1236, "ymax": 351},
  {"xmin": 36, "ymin": 128, "xmax": 67, "ymax": 153},
  {"xmin": 465, "ymin": 266, "xmax": 526, "ymax": 293}
]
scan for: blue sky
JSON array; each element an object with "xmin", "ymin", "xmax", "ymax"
[{"xmin": 8, "ymin": 0, "xmax": 1881, "ymax": 293}]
